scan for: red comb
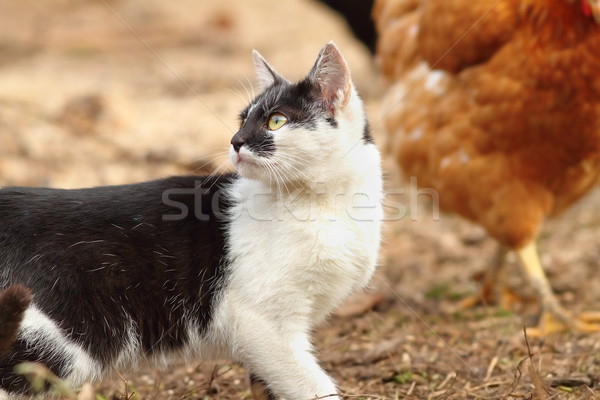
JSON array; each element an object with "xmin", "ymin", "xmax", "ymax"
[{"xmin": 583, "ymin": 0, "xmax": 593, "ymax": 17}]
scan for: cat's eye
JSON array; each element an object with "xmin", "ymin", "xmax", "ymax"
[{"xmin": 268, "ymin": 113, "xmax": 287, "ymax": 131}]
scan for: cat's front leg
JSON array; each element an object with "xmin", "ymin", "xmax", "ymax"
[{"xmin": 241, "ymin": 331, "xmax": 339, "ymax": 400}]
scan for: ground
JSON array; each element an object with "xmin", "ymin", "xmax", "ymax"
[{"xmin": 2, "ymin": 1, "xmax": 600, "ymax": 399}]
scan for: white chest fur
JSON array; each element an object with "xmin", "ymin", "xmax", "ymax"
[
  {"xmin": 224, "ymin": 165, "xmax": 382, "ymax": 326},
  {"xmin": 207, "ymin": 151, "xmax": 382, "ymax": 399}
]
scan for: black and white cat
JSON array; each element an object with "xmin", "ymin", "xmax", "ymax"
[{"xmin": 0, "ymin": 42, "xmax": 383, "ymax": 400}]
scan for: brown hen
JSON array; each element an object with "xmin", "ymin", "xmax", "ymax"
[{"xmin": 375, "ymin": 0, "xmax": 600, "ymax": 333}]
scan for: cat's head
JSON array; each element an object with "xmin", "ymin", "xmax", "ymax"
[{"xmin": 229, "ymin": 42, "xmax": 373, "ymax": 186}]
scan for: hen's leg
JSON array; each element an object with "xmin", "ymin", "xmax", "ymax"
[
  {"xmin": 458, "ymin": 245, "xmax": 520, "ymax": 310},
  {"xmin": 516, "ymin": 241, "xmax": 600, "ymax": 335}
]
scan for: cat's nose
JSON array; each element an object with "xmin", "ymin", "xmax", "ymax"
[{"xmin": 231, "ymin": 135, "xmax": 244, "ymax": 152}]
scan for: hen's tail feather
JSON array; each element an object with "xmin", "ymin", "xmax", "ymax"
[{"xmin": 0, "ymin": 285, "xmax": 32, "ymax": 355}]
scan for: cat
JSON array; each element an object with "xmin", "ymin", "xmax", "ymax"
[{"xmin": 0, "ymin": 42, "xmax": 383, "ymax": 400}]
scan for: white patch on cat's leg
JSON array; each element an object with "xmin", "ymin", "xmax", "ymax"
[
  {"xmin": 0, "ymin": 389, "xmax": 8, "ymax": 400},
  {"xmin": 19, "ymin": 306, "xmax": 102, "ymax": 386},
  {"xmin": 241, "ymin": 330, "xmax": 339, "ymax": 400},
  {"xmin": 113, "ymin": 316, "xmax": 141, "ymax": 369}
]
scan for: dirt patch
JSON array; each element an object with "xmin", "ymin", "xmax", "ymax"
[{"xmin": 2, "ymin": 1, "xmax": 600, "ymax": 399}]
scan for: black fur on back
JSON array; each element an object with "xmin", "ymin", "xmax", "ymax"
[{"xmin": 0, "ymin": 174, "xmax": 236, "ymax": 394}]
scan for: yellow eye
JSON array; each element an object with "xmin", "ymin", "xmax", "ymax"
[{"xmin": 268, "ymin": 113, "xmax": 287, "ymax": 131}]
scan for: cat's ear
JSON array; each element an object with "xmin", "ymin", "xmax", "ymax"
[
  {"xmin": 252, "ymin": 50, "xmax": 287, "ymax": 91},
  {"xmin": 308, "ymin": 42, "xmax": 352, "ymax": 114}
]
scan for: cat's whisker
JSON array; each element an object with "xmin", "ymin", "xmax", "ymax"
[
  {"xmin": 268, "ymin": 153, "xmax": 311, "ymax": 177},
  {"xmin": 266, "ymin": 161, "xmax": 274, "ymax": 191},
  {"xmin": 242, "ymin": 74, "xmax": 256, "ymax": 99},
  {"xmin": 268, "ymin": 160, "xmax": 294, "ymax": 199},
  {"xmin": 276, "ymin": 161, "xmax": 311, "ymax": 183},
  {"xmin": 270, "ymin": 145, "xmax": 314, "ymax": 158},
  {"xmin": 208, "ymin": 153, "xmax": 233, "ymax": 174},
  {"xmin": 187, "ymin": 147, "xmax": 228, "ymax": 162},
  {"xmin": 194, "ymin": 159, "xmax": 230, "ymax": 184},
  {"xmin": 272, "ymin": 152, "xmax": 309, "ymax": 164},
  {"xmin": 262, "ymin": 159, "xmax": 283, "ymax": 199},
  {"xmin": 206, "ymin": 163, "xmax": 229, "ymax": 182},
  {"xmin": 234, "ymin": 75, "xmax": 253, "ymax": 103},
  {"xmin": 271, "ymin": 167, "xmax": 285, "ymax": 200},
  {"xmin": 257, "ymin": 156, "xmax": 276, "ymax": 193},
  {"xmin": 225, "ymin": 87, "xmax": 249, "ymax": 104},
  {"xmin": 247, "ymin": 148, "xmax": 311, "ymax": 185},
  {"xmin": 254, "ymin": 135, "xmax": 275, "ymax": 150},
  {"xmin": 204, "ymin": 161, "xmax": 234, "ymax": 191},
  {"xmin": 187, "ymin": 148, "xmax": 231, "ymax": 175},
  {"xmin": 256, "ymin": 156, "xmax": 288, "ymax": 198}
]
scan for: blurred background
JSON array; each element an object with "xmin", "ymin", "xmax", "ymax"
[
  {"xmin": 0, "ymin": 0, "xmax": 377, "ymax": 187},
  {"xmin": 2, "ymin": 1, "xmax": 600, "ymax": 399}
]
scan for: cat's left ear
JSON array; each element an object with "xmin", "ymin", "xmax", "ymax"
[
  {"xmin": 308, "ymin": 42, "xmax": 352, "ymax": 114},
  {"xmin": 252, "ymin": 50, "xmax": 288, "ymax": 91}
]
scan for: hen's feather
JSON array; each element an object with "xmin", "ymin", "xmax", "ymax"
[{"xmin": 376, "ymin": 0, "xmax": 600, "ymax": 248}]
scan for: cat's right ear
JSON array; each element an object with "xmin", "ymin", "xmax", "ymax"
[
  {"xmin": 252, "ymin": 50, "xmax": 287, "ymax": 91},
  {"xmin": 308, "ymin": 42, "xmax": 352, "ymax": 115}
]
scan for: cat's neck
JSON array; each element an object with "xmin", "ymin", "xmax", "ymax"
[
  {"xmin": 241, "ymin": 145, "xmax": 379, "ymax": 198},
  {"xmin": 230, "ymin": 142, "xmax": 382, "ymax": 226}
]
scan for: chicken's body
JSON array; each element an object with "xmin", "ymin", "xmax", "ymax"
[{"xmin": 375, "ymin": 0, "xmax": 600, "ymax": 333}]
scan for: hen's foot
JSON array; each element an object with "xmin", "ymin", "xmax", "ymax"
[
  {"xmin": 456, "ymin": 285, "xmax": 523, "ymax": 311},
  {"xmin": 526, "ymin": 310, "xmax": 600, "ymax": 337}
]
